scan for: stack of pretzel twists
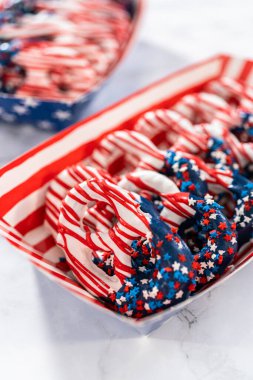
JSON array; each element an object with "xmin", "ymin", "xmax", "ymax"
[
  {"xmin": 44, "ymin": 76, "xmax": 253, "ymax": 318},
  {"xmin": 0, "ymin": 0, "xmax": 131, "ymax": 101}
]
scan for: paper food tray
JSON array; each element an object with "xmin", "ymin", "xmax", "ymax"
[
  {"xmin": 0, "ymin": 0, "xmax": 143, "ymax": 131},
  {"xmin": 1, "ymin": 54, "xmax": 253, "ymax": 334}
]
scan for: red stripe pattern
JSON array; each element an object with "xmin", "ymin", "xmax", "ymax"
[
  {"xmin": 0, "ymin": 0, "xmax": 131, "ymax": 101},
  {"xmin": 1, "ymin": 55, "xmax": 253, "ymax": 323}
]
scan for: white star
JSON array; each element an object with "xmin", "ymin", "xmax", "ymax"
[
  {"xmin": 23, "ymin": 98, "xmax": 39, "ymax": 108},
  {"xmin": 201, "ymin": 262, "xmax": 207, "ymax": 269},
  {"xmin": 144, "ymin": 303, "xmax": 151, "ymax": 310},
  {"xmin": 210, "ymin": 243, "xmax": 217, "ymax": 252},
  {"xmin": 54, "ymin": 110, "xmax": 71, "ymax": 120},
  {"xmin": 231, "ymin": 237, "xmax": 237, "ymax": 245},
  {"xmin": 238, "ymin": 207, "xmax": 244, "ymax": 216},
  {"xmin": 13, "ymin": 105, "xmax": 28, "ymax": 115},
  {"xmin": 172, "ymin": 261, "xmax": 181, "ymax": 271},
  {"xmin": 181, "ymin": 266, "xmax": 188, "ymax": 274},
  {"xmin": 234, "ymin": 215, "xmax": 240, "ymax": 223},
  {"xmin": 209, "ymin": 213, "xmax": 217, "ymax": 220},
  {"xmin": 125, "ymin": 281, "xmax": 133, "ymax": 287},
  {"xmin": 163, "ymin": 299, "xmax": 171, "ymax": 305},
  {"xmin": 218, "ymin": 250, "xmax": 225, "ymax": 256},
  {"xmin": 172, "ymin": 162, "xmax": 179, "ymax": 171},
  {"xmin": 176, "ymin": 290, "xmax": 184, "ymax": 299},
  {"xmin": 207, "ymin": 260, "xmax": 214, "ymax": 268},
  {"xmin": 141, "ymin": 279, "xmax": 148, "ymax": 285},
  {"xmin": 198, "ymin": 268, "xmax": 204, "ymax": 275},
  {"xmin": 189, "ymin": 198, "xmax": 196, "ymax": 206},
  {"xmin": 244, "ymin": 216, "xmax": 251, "ymax": 224},
  {"xmin": 177, "ymin": 241, "xmax": 183, "ymax": 249},
  {"xmin": 143, "ymin": 290, "xmax": 149, "ymax": 299},
  {"xmin": 207, "ymin": 273, "xmax": 215, "ymax": 282},
  {"xmin": 38, "ymin": 121, "xmax": 53, "ymax": 130},
  {"xmin": 149, "ymin": 287, "xmax": 159, "ymax": 298},
  {"xmin": 120, "ymin": 296, "xmax": 126, "ymax": 302},
  {"xmin": 205, "ymin": 194, "xmax": 214, "ymax": 204},
  {"xmin": 138, "ymin": 266, "xmax": 146, "ymax": 272}
]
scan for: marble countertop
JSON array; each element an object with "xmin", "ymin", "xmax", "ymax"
[{"xmin": 1, "ymin": 1, "xmax": 253, "ymax": 379}]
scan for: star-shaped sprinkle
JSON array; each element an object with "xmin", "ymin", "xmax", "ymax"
[
  {"xmin": 176, "ymin": 290, "xmax": 184, "ymax": 299},
  {"xmin": 13, "ymin": 105, "xmax": 28, "ymax": 115},
  {"xmin": 54, "ymin": 110, "xmax": 71, "ymax": 120},
  {"xmin": 189, "ymin": 198, "xmax": 196, "ymax": 206},
  {"xmin": 172, "ymin": 261, "xmax": 180, "ymax": 271}
]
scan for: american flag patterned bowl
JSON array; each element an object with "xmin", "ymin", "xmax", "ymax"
[
  {"xmin": 1, "ymin": 54, "xmax": 253, "ymax": 334},
  {"xmin": 0, "ymin": 0, "xmax": 143, "ymax": 132}
]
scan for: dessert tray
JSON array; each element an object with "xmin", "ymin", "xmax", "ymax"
[
  {"xmin": 1, "ymin": 54, "xmax": 252, "ymax": 334},
  {"xmin": 0, "ymin": 0, "xmax": 143, "ymax": 130}
]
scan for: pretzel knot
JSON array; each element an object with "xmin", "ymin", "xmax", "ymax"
[
  {"xmin": 56, "ymin": 177, "xmax": 199, "ymax": 317},
  {"xmin": 119, "ymin": 169, "xmax": 238, "ymax": 291},
  {"xmin": 45, "ymin": 164, "xmax": 114, "ymax": 239},
  {"xmin": 172, "ymin": 92, "xmax": 240, "ymax": 127},
  {"xmin": 205, "ymin": 77, "xmax": 253, "ymax": 113},
  {"xmin": 97, "ymin": 130, "xmax": 252, "ymax": 233},
  {"xmin": 55, "ymin": 170, "xmax": 239, "ymax": 317},
  {"xmin": 206, "ymin": 137, "xmax": 253, "ymax": 235}
]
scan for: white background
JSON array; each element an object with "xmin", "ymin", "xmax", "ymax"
[{"xmin": 1, "ymin": 1, "xmax": 253, "ymax": 379}]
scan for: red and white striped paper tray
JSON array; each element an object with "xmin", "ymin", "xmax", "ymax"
[{"xmin": 1, "ymin": 54, "xmax": 253, "ymax": 334}]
